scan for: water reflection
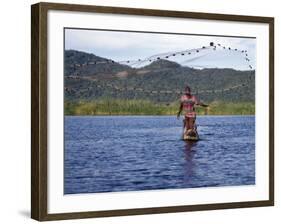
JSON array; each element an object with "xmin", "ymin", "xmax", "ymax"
[
  {"xmin": 183, "ymin": 141, "xmax": 197, "ymax": 181},
  {"xmin": 184, "ymin": 141, "xmax": 198, "ymax": 151}
]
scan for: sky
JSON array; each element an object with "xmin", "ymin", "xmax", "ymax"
[{"xmin": 65, "ymin": 28, "xmax": 256, "ymax": 70}]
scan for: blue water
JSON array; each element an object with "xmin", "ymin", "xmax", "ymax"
[{"xmin": 64, "ymin": 116, "xmax": 255, "ymax": 194}]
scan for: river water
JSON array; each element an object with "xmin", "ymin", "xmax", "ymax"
[{"xmin": 64, "ymin": 115, "xmax": 255, "ymax": 194}]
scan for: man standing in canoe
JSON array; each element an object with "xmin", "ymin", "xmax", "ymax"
[{"xmin": 177, "ymin": 86, "xmax": 209, "ymax": 135}]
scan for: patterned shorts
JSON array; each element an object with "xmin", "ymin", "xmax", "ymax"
[{"xmin": 184, "ymin": 112, "xmax": 196, "ymax": 118}]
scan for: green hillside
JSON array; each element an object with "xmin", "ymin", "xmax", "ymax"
[{"xmin": 64, "ymin": 50, "xmax": 255, "ymax": 115}]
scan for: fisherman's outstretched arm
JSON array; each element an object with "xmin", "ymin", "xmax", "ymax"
[
  {"xmin": 195, "ymin": 96, "xmax": 208, "ymax": 107},
  {"xmin": 198, "ymin": 102, "xmax": 209, "ymax": 107}
]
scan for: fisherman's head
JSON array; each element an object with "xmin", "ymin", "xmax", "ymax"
[{"xmin": 185, "ymin": 86, "xmax": 191, "ymax": 95}]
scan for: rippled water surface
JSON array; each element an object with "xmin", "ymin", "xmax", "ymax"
[{"xmin": 64, "ymin": 116, "xmax": 255, "ymax": 194}]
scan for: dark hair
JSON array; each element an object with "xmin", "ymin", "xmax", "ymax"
[{"xmin": 185, "ymin": 86, "xmax": 191, "ymax": 93}]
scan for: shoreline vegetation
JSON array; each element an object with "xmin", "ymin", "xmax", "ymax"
[{"xmin": 65, "ymin": 99, "xmax": 255, "ymax": 116}]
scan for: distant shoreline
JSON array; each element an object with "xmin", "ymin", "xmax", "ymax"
[{"xmin": 65, "ymin": 99, "xmax": 255, "ymax": 116}]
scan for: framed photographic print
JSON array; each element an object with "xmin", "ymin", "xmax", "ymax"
[{"xmin": 31, "ymin": 2, "xmax": 274, "ymax": 221}]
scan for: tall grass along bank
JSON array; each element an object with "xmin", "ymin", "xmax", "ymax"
[{"xmin": 65, "ymin": 99, "xmax": 255, "ymax": 116}]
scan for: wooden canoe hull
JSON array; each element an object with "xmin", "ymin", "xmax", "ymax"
[{"xmin": 183, "ymin": 129, "xmax": 199, "ymax": 141}]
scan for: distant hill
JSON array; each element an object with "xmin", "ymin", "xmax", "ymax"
[
  {"xmin": 143, "ymin": 59, "xmax": 181, "ymax": 70},
  {"xmin": 64, "ymin": 50, "xmax": 132, "ymax": 76},
  {"xmin": 64, "ymin": 50, "xmax": 255, "ymax": 103}
]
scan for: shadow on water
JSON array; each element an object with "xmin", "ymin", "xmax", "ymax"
[
  {"xmin": 184, "ymin": 141, "xmax": 198, "ymax": 151},
  {"xmin": 182, "ymin": 141, "xmax": 198, "ymax": 179}
]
